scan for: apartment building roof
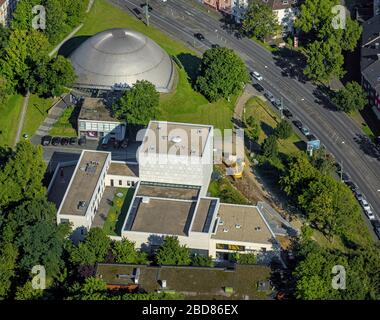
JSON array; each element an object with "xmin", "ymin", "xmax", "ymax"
[
  {"xmin": 137, "ymin": 182, "xmax": 200, "ymax": 200},
  {"xmin": 108, "ymin": 162, "xmax": 138, "ymax": 177},
  {"xmin": 58, "ymin": 151, "xmax": 109, "ymax": 216},
  {"xmin": 361, "ymin": 14, "xmax": 380, "ymax": 79},
  {"xmin": 140, "ymin": 121, "xmax": 212, "ymax": 157},
  {"xmin": 212, "ymin": 204, "xmax": 274, "ymax": 245},
  {"xmin": 263, "ymin": 0, "xmax": 299, "ymax": 10}
]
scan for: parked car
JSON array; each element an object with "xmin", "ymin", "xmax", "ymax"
[
  {"xmin": 360, "ymin": 198, "xmax": 371, "ymax": 211},
  {"xmin": 51, "ymin": 137, "xmax": 61, "ymax": 146},
  {"xmin": 101, "ymin": 136, "xmax": 109, "ymax": 148},
  {"xmin": 194, "ymin": 33, "xmax": 205, "ymax": 41},
  {"xmin": 301, "ymin": 127, "xmax": 310, "ymax": 136},
  {"xmin": 293, "ymin": 120, "xmax": 303, "ymax": 130},
  {"xmin": 307, "ymin": 134, "xmax": 317, "ymax": 141},
  {"xmin": 341, "ymin": 172, "xmax": 350, "ymax": 183},
  {"xmin": 371, "ymin": 220, "xmax": 380, "ymax": 239},
  {"xmin": 366, "ymin": 208, "xmax": 376, "ymax": 220},
  {"xmin": 264, "ymin": 91, "xmax": 275, "ymax": 102},
  {"xmin": 61, "ymin": 137, "xmax": 69, "ymax": 146},
  {"xmin": 78, "ymin": 136, "xmax": 86, "ymax": 146},
  {"xmin": 283, "ymin": 109, "xmax": 293, "ymax": 118},
  {"xmin": 41, "ymin": 135, "xmax": 52, "ymax": 146},
  {"xmin": 251, "ymin": 71, "xmax": 263, "ymax": 81},
  {"xmin": 69, "ymin": 137, "xmax": 78, "ymax": 145},
  {"xmin": 345, "ymin": 181, "xmax": 357, "ymax": 191},
  {"xmin": 253, "ymin": 83, "xmax": 265, "ymax": 93},
  {"xmin": 354, "ymin": 190, "xmax": 363, "ymax": 201},
  {"xmin": 211, "ymin": 43, "xmax": 220, "ymax": 48},
  {"xmin": 273, "ymin": 99, "xmax": 283, "ymax": 110}
]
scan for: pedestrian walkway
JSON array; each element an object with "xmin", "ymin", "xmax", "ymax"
[
  {"xmin": 233, "ymin": 84, "xmax": 260, "ymax": 127},
  {"xmin": 31, "ymin": 94, "xmax": 71, "ymax": 144},
  {"xmin": 14, "ymin": 91, "xmax": 30, "ymax": 146}
]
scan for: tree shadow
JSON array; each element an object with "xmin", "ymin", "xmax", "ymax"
[
  {"xmin": 272, "ymin": 47, "xmax": 308, "ymax": 84},
  {"xmin": 260, "ymin": 121, "xmax": 275, "ymax": 137},
  {"xmin": 58, "ymin": 35, "xmax": 91, "ymax": 57},
  {"xmin": 312, "ymin": 85, "xmax": 339, "ymax": 112},
  {"xmin": 353, "ymin": 133, "xmax": 380, "ymax": 161},
  {"xmin": 176, "ymin": 53, "xmax": 202, "ymax": 86}
]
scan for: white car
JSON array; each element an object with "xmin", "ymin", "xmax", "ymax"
[
  {"xmin": 360, "ymin": 199, "xmax": 371, "ymax": 211},
  {"xmin": 251, "ymin": 71, "xmax": 263, "ymax": 81},
  {"xmin": 365, "ymin": 208, "xmax": 376, "ymax": 220}
]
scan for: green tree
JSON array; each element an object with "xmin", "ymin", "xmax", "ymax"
[
  {"xmin": 0, "ymin": 142, "xmax": 46, "ymax": 209},
  {"xmin": 261, "ymin": 135, "xmax": 278, "ymax": 159},
  {"xmin": 303, "ymin": 39, "xmax": 345, "ymax": 82},
  {"xmin": 242, "ymin": 0, "xmax": 281, "ymax": 40},
  {"xmin": 333, "ymin": 81, "xmax": 367, "ymax": 113},
  {"xmin": 233, "ymin": 253, "xmax": 257, "ymax": 265},
  {"xmin": 245, "ymin": 115, "xmax": 261, "ymax": 142},
  {"xmin": 155, "ymin": 236, "xmax": 191, "ymax": 266},
  {"xmin": 69, "ymin": 228, "xmax": 111, "ymax": 266},
  {"xmin": 113, "ymin": 80, "xmax": 160, "ymax": 125},
  {"xmin": 69, "ymin": 277, "xmax": 108, "ymax": 300},
  {"xmin": 111, "ymin": 238, "xmax": 148, "ymax": 264},
  {"xmin": 275, "ymin": 119, "xmax": 292, "ymax": 139},
  {"xmin": 280, "ymin": 154, "xmax": 318, "ymax": 196},
  {"xmin": 0, "ymin": 242, "xmax": 18, "ymax": 298},
  {"xmin": 191, "ymin": 255, "xmax": 214, "ymax": 267},
  {"xmin": 196, "ymin": 47, "xmax": 249, "ymax": 102},
  {"xmin": 14, "ymin": 281, "xmax": 44, "ymax": 300}
]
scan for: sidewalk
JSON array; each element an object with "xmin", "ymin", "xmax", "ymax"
[{"xmin": 14, "ymin": 91, "xmax": 30, "ymax": 146}]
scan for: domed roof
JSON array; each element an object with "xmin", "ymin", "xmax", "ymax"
[{"xmin": 69, "ymin": 29, "xmax": 175, "ymax": 93}]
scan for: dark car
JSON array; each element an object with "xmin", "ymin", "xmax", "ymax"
[
  {"xmin": 341, "ymin": 172, "xmax": 350, "ymax": 183},
  {"xmin": 194, "ymin": 33, "xmax": 205, "ymax": 41},
  {"xmin": 283, "ymin": 109, "xmax": 293, "ymax": 118},
  {"xmin": 253, "ymin": 83, "xmax": 264, "ymax": 93},
  {"xmin": 61, "ymin": 137, "xmax": 69, "ymax": 146},
  {"xmin": 78, "ymin": 136, "xmax": 86, "ymax": 146},
  {"xmin": 293, "ymin": 120, "xmax": 303, "ymax": 130},
  {"xmin": 372, "ymin": 220, "xmax": 380, "ymax": 239},
  {"xmin": 51, "ymin": 137, "xmax": 61, "ymax": 146},
  {"xmin": 41, "ymin": 135, "xmax": 52, "ymax": 146},
  {"xmin": 69, "ymin": 137, "xmax": 78, "ymax": 145},
  {"xmin": 211, "ymin": 43, "xmax": 220, "ymax": 48},
  {"xmin": 345, "ymin": 181, "xmax": 357, "ymax": 191},
  {"xmin": 375, "ymin": 136, "xmax": 380, "ymax": 147},
  {"xmin": 307, "ymin": 134, "xmax": 317, "ymax": 141}
]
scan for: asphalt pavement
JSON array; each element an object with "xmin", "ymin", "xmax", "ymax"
[{"xmin": 110, "ymin": 0, "xmax": 380, "ymax": 238}]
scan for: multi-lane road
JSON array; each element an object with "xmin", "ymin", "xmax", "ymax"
[{"xmin": 110, "ymin": 0, "xmax": 380, "ymax": 234}]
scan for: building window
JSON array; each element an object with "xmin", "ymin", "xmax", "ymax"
[
  {"xmin": 215, "ymin": 243, "xmax": 245, "ymax": 251},
  {"xmin": 110, "ymin": 179, "xmax": 114, "ymax": 187},
  {"xmin": 119, "ymin": 180, "xmax": 122, "ymax": 186}
]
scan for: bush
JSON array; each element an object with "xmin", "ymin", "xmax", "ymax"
[{"xmin": 275, "ymin": 120, "xmax": 292, "ymax": 139}]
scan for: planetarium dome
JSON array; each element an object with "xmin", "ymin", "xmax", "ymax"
[{"xmin": 69, "ymin": 28, "xmax": 176, "ymax": 93}]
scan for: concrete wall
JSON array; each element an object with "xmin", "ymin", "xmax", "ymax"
[{"xmin": 105, "ymin": 174, "xmax": 140, "ymax": 188}]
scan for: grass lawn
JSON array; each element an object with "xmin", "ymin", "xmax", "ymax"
[
  {"xmin": 0, "ymin": 94, "xmax": 24, "ymax": 147},
  {"xmin": 244, "ymin": 97, "xmax": 303, "ymax": 155},
  {"xmin": 61, "ymin": 0, "xmax": 235, "ymax": 131},
  {"xmin": 22, "ymin": 95, "xmax": 56, "ymax": 138},
  {"xmin": 103, "ymin": 187, "xmax": 135, "ymax": 236},
  {"xmin": 49, "ymin": 106, "xmax": 78, "ymax": 137}
]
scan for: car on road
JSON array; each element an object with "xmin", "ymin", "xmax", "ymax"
[
  {"xmin": 293, "ymin": 120, "xmax": 303, "ymax": 130},
  {"xmin": 365, "ymin": 207, "xmax": 376, "ymax": 220},
  {"xmin": 371, "ymin": 220, "xmax": 380, "ymax": 239},
  {"xmin": 340, "ymin": 172, "xmax": 350, "ymax": 183},
  {"xmin": 41, "ymin": 135, "xmax": 52, "ymax": 146},
  {"xmin": 265, "ymin": 93, "xmax": 276, "ymax": 104},
  {"xmin": 253, "ymin": 83, "xmax": 264, "ymax": 93},
  {"xmin": 61, "ymin": 137, "xmax": 69, "ymax": 146},
  {"xmin": 69, "ymin": 137, "xmax": 78, "ymax": 145},
  {"xmin": 51, "ymin": 137, "xmax": 61, "ymax": 146},
  {"xmin": 301, "ymin": 127, "xmax": 310, "ymax": 136},
  {"xmin": 283, "ymin": 109, "xmax": 293, "ymax": 118},
  {"xmin": 354, "ymin": 190, "xmax": 363, "ymax": 201},
  {"xmin": 360, "ymin": 198, "xmax": 371, "ymax": 211},
  {"xmin": 211, "ymin": 43, "xmax": 220, "ymax": 48},
  {"xmin": 307, "ymin": 134, "xmax": 317, "ymax": 141},
  {"xmin": 101, "ymin": 136, "xmax": 109, "ymax": 148},
  {"xmin": 345, "ymin": 181, "xmax": 357, "ymax": 191},
  {"xmin": 78, "ymin": 136, "xmax": 86, "ymax": 146},
  {"xmin": 273, "ymin": 99, "xmax": 283, "ymax": 110},
  {"xmin": 251, "ymin": 71, "xmax": 263, "ymax": 81},
  {"xmin": 194, "ymin": 33, "xmax": 205, "ymax": 41}
]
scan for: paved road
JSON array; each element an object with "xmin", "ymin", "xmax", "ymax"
[
  {"xmin": 14, "ymin": 91, "xmax": 30, "ymax": 146},
  {"xmin": 111, "ymin": 0, "xmax": 380, "ymax": 237}
]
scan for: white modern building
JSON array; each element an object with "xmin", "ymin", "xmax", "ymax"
[{"xmin": 50, "ymin": 120, "xmax": 278, "ymax": 258}]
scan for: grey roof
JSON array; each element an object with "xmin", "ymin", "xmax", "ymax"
[
  {"xmin": 69, "ymin": 29, "xmax": 176, "ymax": 93},
  {"xmin": 362, "ymin": 59, "xmax": 380, "ymax": 93},
  {"xmin": 361, "ymin": 15, "xmax": 380, "ymax": 72}
]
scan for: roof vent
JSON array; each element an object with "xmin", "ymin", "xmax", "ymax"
[
  {"xmin": 254, "ymin": 226, "xmax": 262, "ymax": 231},
  {"xmin": 171, "ymin": 136, "xmax": 182, "ymax": 144},
  {"xmin": 77, "ymin": 201, "xmax": 87, "ymax": 210},
  {"xmin": 235, "ymin": 224, "xmax": 241, "ymax": 229},
  {"xmin": 219, "ymin": 219, "xmax": 224, "ymax": 225},
  {"xmin": 223, "ymin": 228, "xmax": 229, "ymax": 233},
  {"xmin": 142, "ymin": 197, "xmax": 150, "ymax": 204}
]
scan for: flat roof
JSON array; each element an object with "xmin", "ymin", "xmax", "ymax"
[
  {"xmin": 78, "ymin": 98, "xmax": 120, "ymax": 123},
  {"xmin": 96, "ymin": 263, "xmax": 271, "ymax": 300},
  {"xmin": 48, "ymin": 165, "xmax": 76, "ymax": 209},
  {"xmin": 191, "ymin": 198, "xmax": 217, "ymax": 233},
  {"xmin": 59, "ymin": 151, "xmax": 109, "ymax": 216},
  {"xmin": 128, "ymin": 197, "xmax": 196, "ymax": 236},
  {"xmin": 137, "ymin": 183, "xmax": 199, "ymax": 200},
  {"xmin": 140, "ymin": 121, "xmax": 212, "ymax": 157},
  {"xmin": 108, "ymin": 162, "xmax": 138, "ymax": 177},
  {"xmin": 212, "ymin": 204, "xmax": 273, "ymax": 245}
]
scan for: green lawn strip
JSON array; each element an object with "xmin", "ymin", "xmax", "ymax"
[
  {"xmin": 103, "ymin": 187, "xmax": 135, "ymax": 236},
  {"xmin": 0, "ymin": 94, "xmax": 24, "ymax": 147},
  {"xmin": 245, "ymin": 96, "xmax": 303, "ymax": 155},
  {"xmin": 49, "ymin": 106, "xmax": 78, "ymax": 137},
  {"xmin": 22, "ymin": 94, "xmax": 55, "ymax": 138}
]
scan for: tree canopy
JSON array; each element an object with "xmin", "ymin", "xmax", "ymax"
[
  {"xmin": 196, "ymin": 47, "xmax": 249, "ymax": 102},
  {"xmin": 155, "ymin": 236, "xmax": 191, "ymax": 266},
  {"xmin": 275, "ymin": 120, "xmax": 293, "ymax": 140},
  {"xmin": 261, "ymin": 135, "xmax": 278, "ymax": 159},
  {"xmin": 241, "ymin": 0, "xmax": 281, "ymax": 40},
  {"xmin": 112, "ymin": 80, "xmax": 160, "ymax": 126},
  {"xmin": 333, "ymin": 81, "xmax": 367, "ymax": 113},
  {"xmin": 111, "ymin": 238, "xmax": 148, "ymax": 265}
]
